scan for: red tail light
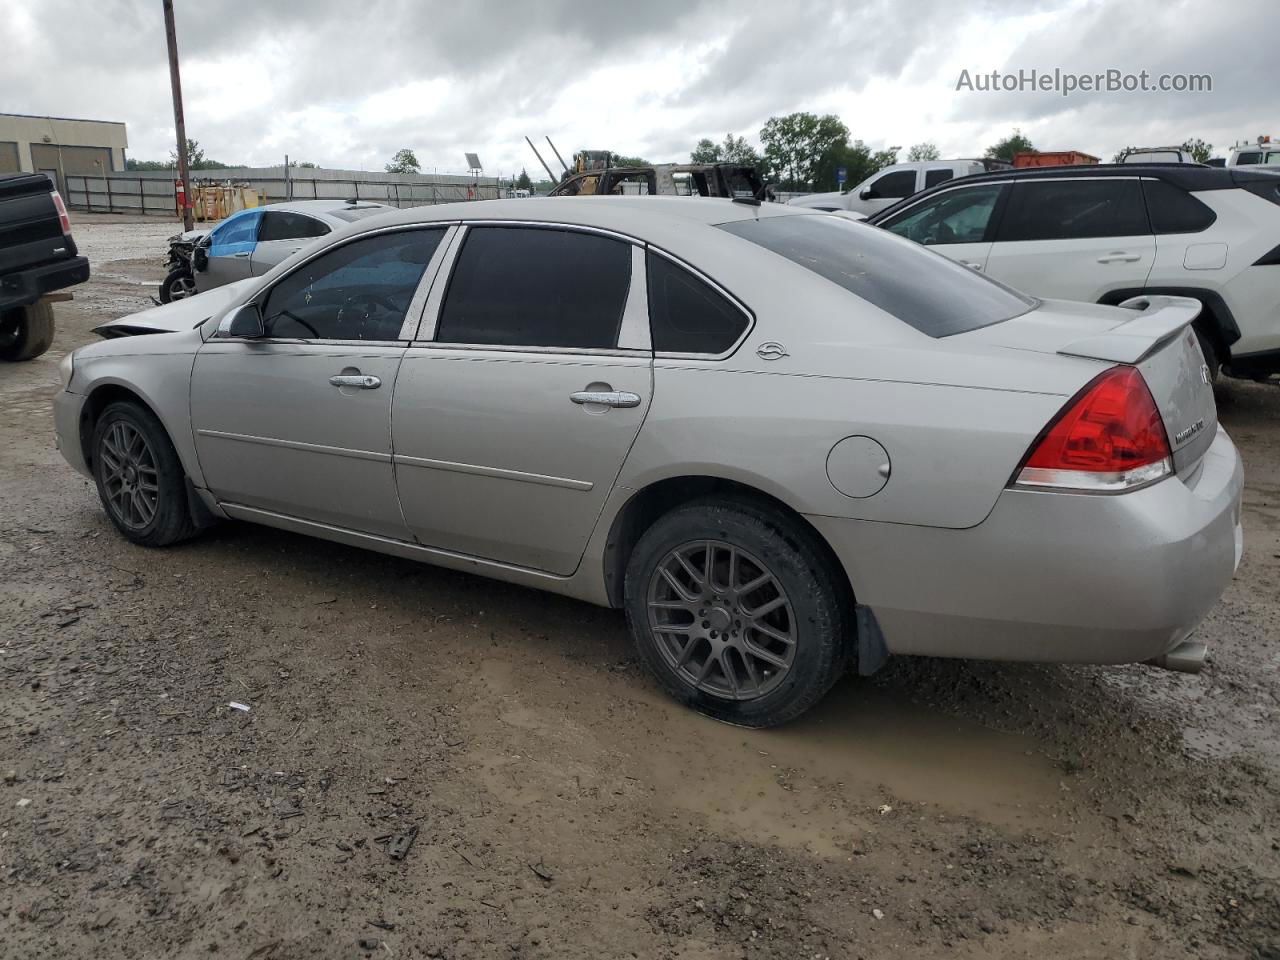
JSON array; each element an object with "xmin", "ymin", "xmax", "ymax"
[
  {"xmin": 1012, "ymin": 366, "xmax": 1172, "ymax": 492},
  {"xmin": 51, "ymin": 191, "xmax": 72, "ymax": 236}
]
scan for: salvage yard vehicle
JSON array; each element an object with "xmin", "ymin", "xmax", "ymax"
[
  {"xmin": 869, "ymin": 164, "xmax": 1280, "ymax": 379},
  {"xmin": 165, "ymin": 198, "xmax": 394, "ymax": 301},
  {"xmin": 548, "ymin": 161, "xmax": 765, "ymax": 199},
  {"xmin": 54, "ymin": 197, "xmax": 1243, "ymax": 727},
  {"xmin": 0, "ymin": 172, "xmax": 89, "ymax": 361},
  {"xmin": 787, "ymin": 159, "xmax": 1008, "ymax": 215}
]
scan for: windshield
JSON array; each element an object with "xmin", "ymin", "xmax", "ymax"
[{"xmin": 718, "ymin": 213, "xmax": 1036, "ymax": 337}]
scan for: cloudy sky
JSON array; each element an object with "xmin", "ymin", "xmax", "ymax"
[{"xmin": 3, "ymin": 0, "xmax": 1276, "ymax": 177}]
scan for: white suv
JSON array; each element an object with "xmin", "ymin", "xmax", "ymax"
[
  {"xmin": 788, "ymin": 160, "xmax": 1005, "ymax": 216},
  {"xmin": 868, "ymin": 165, "xmax": 1280, "ymax": 378}
]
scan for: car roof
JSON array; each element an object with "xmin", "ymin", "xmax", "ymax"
[
  {"xmin": 866, "ymin": 163, "xmax": 1280, "ymax": 223},
  {"xmin": 358, "ymin": 195, "xmax": 815, "ymax": 234},
  {"xmin": 268, "ymin": 199, "xmax": 392, "ymax": 217}
]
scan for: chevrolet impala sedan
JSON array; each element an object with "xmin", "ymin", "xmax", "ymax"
[{"xmin": 54, "ymin": 197, "xmax": 1244, "ymax": 727}]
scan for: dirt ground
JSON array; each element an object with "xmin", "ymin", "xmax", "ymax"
[{"xmin": 3, "ymin": 213, "xmax": 1280, "ymax": 959}]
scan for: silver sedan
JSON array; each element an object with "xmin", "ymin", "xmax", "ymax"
[{"xmin": 53, "ymin": 197, "xmax": 1244, "ymax": 726}]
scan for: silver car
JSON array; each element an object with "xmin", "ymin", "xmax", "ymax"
[
  {"xmin": 53, "ymin": 197, "xmax": 1244, "ymax": 727},
  {"xmin": 190, "ymin": 199, "xmax": 393, "ymax": 294}
]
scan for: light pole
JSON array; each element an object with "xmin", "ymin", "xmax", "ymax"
[{"xmin": 163, "ymin": 0, "xmax": 193, "ymax": 230}]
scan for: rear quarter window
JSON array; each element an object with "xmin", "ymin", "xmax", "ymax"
[
  {"xmin": 1141, "ymin": 180, "xmax": 1217, "ymax": 233},
  {"xmin": 718, "ymin": 214, "xmax": 1035, "ymax": 337}
]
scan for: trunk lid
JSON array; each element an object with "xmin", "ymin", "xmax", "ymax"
[
  {"xmin": 963, "ymin": 295, "xmax": 1217, "ymax": 474},
  {"xmin": 0, "ymin": 173, "xmax": 73, "ymax": 277}
]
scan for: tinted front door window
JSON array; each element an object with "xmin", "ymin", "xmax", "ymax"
[
  {"xmin": 998, "ymin": 179, "xmax": 1149, "ymax": 241},
  {"xmin": 261, "ymin": 229, "xmax": 442, "ymax": 341},
  {"xmin": 866, "ymin": 170, "xmax": 917, "ymax": 199},
  {"xmin": 437, "ymin": 227, "xmax": 631, "ymax": 349},
  {"xmin": 882, "ymin": 184, "xmax": 1004, "ymax": 245}
]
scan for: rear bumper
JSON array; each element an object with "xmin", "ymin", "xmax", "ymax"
[
  {"xmin": 0, "ymin": 256, "xmax": 90, "ymax": 311},
  {"xmin": 809, "ymin": 426, "xmax": 1244, "ymax": 664}
]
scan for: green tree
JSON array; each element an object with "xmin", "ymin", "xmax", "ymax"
[
  {"xmin": 815, "ymin": 141, "xmax": 899, "ymax": 192},
  {"xmin": 906, "ymin": 142, "xmax": 940, "ymax": 162},
  {"xmin": 759, "ymin": 112, "xmax": 850, "ymax": 190},
  {"xmin": 1112, "ymin": 146, "xmax": 1135, "ymax": 163},
  {"xmin": 1181, "ymin": 138, "xmax": 1213, "ymax": 163},
  {"xmin": 515, "ymin": 168, "xmax": 533, "ymax": 191},
  {"xmin": 125, "ymin": 158, "xmax": 172, "ymax": 171},
  {"xmin": 611, "ymin": 153, "xmax": 649, "ymax": 167},
  {"xmin": 385, "ymin": 148, "xmax": 421, "ymax": 174},
  {"xmin": 691, "ymin": 133, "xmax": 761, "ymax": 166},
  {"xmin": 985, "ymin": 128, "xmax": 1035, "ymax": 163},
  {"xmin": 690, "ymin": 138, "xmax": 720, "ymax": 163}
]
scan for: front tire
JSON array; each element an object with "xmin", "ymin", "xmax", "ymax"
[
  {"xmin": 0, "ymin": 302, "xmax": 55, "ymax": 361},
  {"xmin": 91, "ymin": 401, "xmax": 198, "ymax": 547},
  {"xmin": 159, "ymin": 269, "xmax": 196, "ymax": 304},
  {"xmin": 624, "ymin": 499, "xmax": 852, "ymax": 728}
]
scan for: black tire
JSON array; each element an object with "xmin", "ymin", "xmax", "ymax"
[
  {"xmin": 91, "ymin": 401, "xmax": 199, "ymax": 547},
  {"xmin": 0, "ymin": 302, "xmax": 55, "ymax": 361},
  {"xmin": 159, "ymin": 269, "xmax": 196, "ymax": 304},
  {"xmin": 623, "ymin": 498, "xmax": 852, "ymax": 728}
]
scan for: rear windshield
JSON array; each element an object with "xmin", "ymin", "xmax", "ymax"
[
  {"xmin": 718, "ymin": 214, "xmax": 1036, "ymax": 337},
  {"xmin": 330, "ymin": 204, "xmax": 391, "ymax": 223}
]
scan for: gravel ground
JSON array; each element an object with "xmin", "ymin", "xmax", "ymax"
[{"xmin": 2, "ymin": 213, "xmax": 1280, "ymax": 959}]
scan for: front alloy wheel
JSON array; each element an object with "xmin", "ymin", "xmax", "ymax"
[{"xmin": 98, "ymin": 419, "xmax": 160, "ymax": 530}]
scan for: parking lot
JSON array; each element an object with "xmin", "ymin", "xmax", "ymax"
[{"xmin": 3, "ymin": 213, "xmax": 1280, "ymax": 958}]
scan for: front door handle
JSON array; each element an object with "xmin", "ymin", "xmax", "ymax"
[
  {"xmin": 329, "ymin": 374, "xmax": 381, "ymax": 389},
  {"xmin": 1097, "ymin": 252, "xmax": 1142, "ymax": 263},
  {"xmin": 570, "ymin": 390, "xmax": 642, "ymax": 408},
  {"xmin": 232, "ymin": 251, "xmax": 250, "ymax": 259},
  {"xmin": 960, "ymin": 261, "xmax": 984, "ymax": 271}
]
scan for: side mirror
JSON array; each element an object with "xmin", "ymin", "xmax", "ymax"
[
  {"xmin": 859, "ymin": 187, "xmax": 874, "ymax": 201},
  {"xmin": 219, "ymin": 303, "xmax": 264, "ymax": 339}
]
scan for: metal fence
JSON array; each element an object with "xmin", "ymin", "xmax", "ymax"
[{"xmin": 64, "ymin": 173, "xmax": 500, "ymax": 217}]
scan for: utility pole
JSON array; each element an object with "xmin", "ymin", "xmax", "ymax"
[{"xmin": 163, "ymin": 0, "xmax": 193, "ymax": 230}]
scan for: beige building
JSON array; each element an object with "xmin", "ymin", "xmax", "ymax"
[{"xmin": 0, "ymin": 112, "xmax": 129, "ymax": 193}]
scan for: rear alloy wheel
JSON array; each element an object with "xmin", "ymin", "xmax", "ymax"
[
  {"xmin": 92, "ymin": 402, "xmax": 198, "ymax": 547},
  {"xmin": 625, "ymin": 499, "xmax": 851, "ymax": 727}
]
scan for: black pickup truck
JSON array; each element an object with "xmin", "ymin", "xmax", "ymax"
[{"xmin": 0, "ymin": 172, "xmax": 90, "ymax": 361}]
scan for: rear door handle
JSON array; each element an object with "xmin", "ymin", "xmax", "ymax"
[
  {"xmin": 960, "ymin": 261, "xmax": 984, "ymax": 271},
  {"xmin": 570, "ymin": 390, "xmax": 642, "ymax": 408},
  {"xmin": 329, "ymin": 374, "xmax": 381, "ymax": 389},
  {"xmin": 1097, "ymin": 252, "xmax": 1142, "ymax": 263}
]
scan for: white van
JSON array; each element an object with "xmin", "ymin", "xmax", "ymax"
[
  {"xmin": 1227, "ymin": 139, "xmax": 1280, "ymax": 167},
  {"xmin": 788, "ymin": 159, "xmax": 1004, "ymax": 215}
]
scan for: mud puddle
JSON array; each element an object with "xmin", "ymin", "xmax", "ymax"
[{"xmin": 471, "ymin": 654, "xmax": 1069, "ymax": 859}]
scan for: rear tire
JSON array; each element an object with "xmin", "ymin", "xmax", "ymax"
[
  {"xmin": 0, "ymin": 302, "xmax": 55, "ymax": 361},
  {"xmin": 159, "ymin": 270, "xmax": 196, "ymax": 304},
  {"xmin": 624, "ymin": 498, "xmax": 852, "ymax": 728},
  {"xmin": 91, "ymin": 401, "xmax": 199, "ymax": 547}
]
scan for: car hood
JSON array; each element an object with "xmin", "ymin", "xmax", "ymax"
[{"xmin": 93, "ymin": 277, "xmax": 256, "ymax": 338}]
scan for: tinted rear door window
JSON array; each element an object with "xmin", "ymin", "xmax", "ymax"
[
  {"xmin": 720, "ymin": 214, "xmax": 1035, "ymax": 337},
  {"xmin": 647, "ymin": 253, "xmax": 748, "ymax": 354},
  {"xmin": 924, "ymin": 168, "xmax": 954, "ymax": 189},
  {"xmin": 259, "ymin": 211, "xmax": 331, "ymax": 241},
  {"xmin": 437, "ymin": 227, "xmax": 631, "ymax": 349},
  {"xmin": 1141, "ymin": 179, "xmax": 1217, "ymax": 233},
  {"xmin": 998, "ymin": 179, "xmax": 1149, "ymax": 241}
]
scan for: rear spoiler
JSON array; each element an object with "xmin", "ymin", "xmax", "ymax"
[{"xmin": 1057, "ymin": 295, "xmax": 1201, "ymax": 364}]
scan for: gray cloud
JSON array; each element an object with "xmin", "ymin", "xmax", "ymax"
[{"xmin": 1, "ymin": 0, "xmax": 1275, "ymax": 173}]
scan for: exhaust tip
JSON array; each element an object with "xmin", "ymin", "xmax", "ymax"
[{"xmin": 1148, "ymin": 640, "xmax": 1207, "ymax": 675}]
